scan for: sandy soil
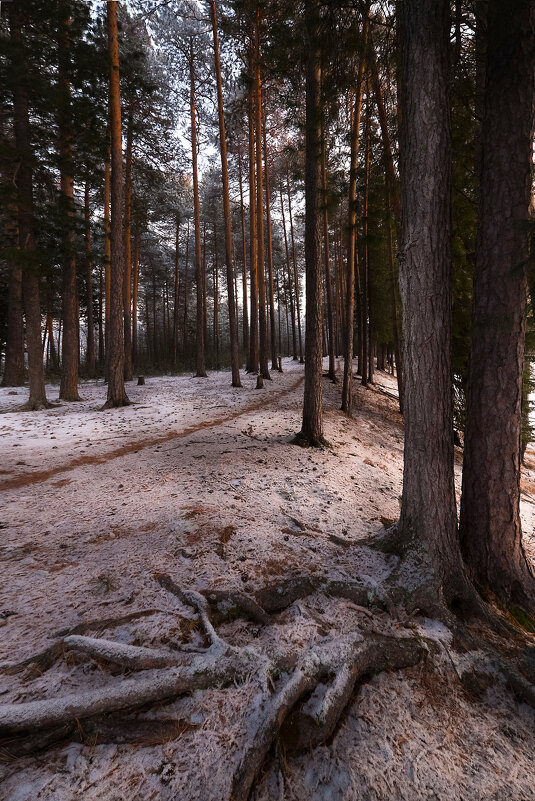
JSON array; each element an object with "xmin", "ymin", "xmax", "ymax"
[{"xmin": 1, "ymin": 359, "xmax": 535, "ymax": 801}]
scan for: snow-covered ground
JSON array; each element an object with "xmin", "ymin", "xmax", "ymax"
[{"xmin": 1, "ymin": 359, "xmax": 535, "ymax": 801}]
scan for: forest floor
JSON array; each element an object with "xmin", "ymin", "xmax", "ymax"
[{"xmin": 1, "ymin": 358, "xmax": 535, "ymax": 801}]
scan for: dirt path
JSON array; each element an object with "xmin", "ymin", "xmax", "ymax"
[{"xmin": 0, "ymin": 375, "xmax": 304, "ymax": 492}]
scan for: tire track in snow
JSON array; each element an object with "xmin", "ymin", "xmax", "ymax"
[{"xmin": 1, "ymin": 375, "xmax": 305, "ymax": 492}]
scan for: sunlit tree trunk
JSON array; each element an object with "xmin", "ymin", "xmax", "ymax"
[{"xmin": 263, "ymin": 113, "xmax": 277, "ymax": 372}]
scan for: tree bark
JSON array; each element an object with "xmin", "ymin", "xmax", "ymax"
[
  {"xmin": 237, "ymin": 148, "xmax": 249, "ymax": 363},
  {"xmin": 8, "ymin": 3, "xmax": 49, "ymax": 409},
  {"xmin": 103, "ymin": 0, "xmax": 129, "ymax": 408},
  {"xmin": 247, "ymin": 33, "xmax": 258, "ymax": 374},
  {"xmin": 132, "ymin": 228, "xmax": 139, "ymax": 369},
  {"xmin": 209, "ymin": 0, "xmax": 241, "ymax": 387},
  {"xmin": 296, "ymin": 0, "xmax": 324, "ymax": 447},
  {"xmin": 280, "ymin": 185, "xmax": 297, "ymax": 359},
  {"xmin": 263, "ymin": 113, "xmax": 278, "ymax": 372},
  {"xmin": 397, "ymin": 0, "xmax": 461, "ymax": 595},
  {"xmin": 173, "ymin": 216, "xmax": 180, "ymax": 369},
  {"xmin": 361, "ymin": 84, "xmax": 371, "ymax": 387},
  {"xmin": 459, "ymin": 0, "xmax": 535, "ymax": 611},
  {"xmin": 287, "ymin": 165, "xmax": 303, "ymax": 363},
  {"xmin": 58, "ymin": 4, "xmax": 81, "ymax": 402}
]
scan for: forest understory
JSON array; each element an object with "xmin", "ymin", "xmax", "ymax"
[{"xmin": 1, "ymin": 358, "xmax": 535, "ymax": 801}]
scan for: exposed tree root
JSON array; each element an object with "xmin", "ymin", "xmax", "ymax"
[{"xmin": 2, "ymin": 570, "xmax": 535, "ymax": 801}]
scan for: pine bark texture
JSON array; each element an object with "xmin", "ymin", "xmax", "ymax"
[
  {"xmin": 123, "ymin": 111, "xmax": 133, "ymax": 382},
  {"xmin": 84, "ymin": 183, "xmax": 95, "ymax": 377},
  {"xmin": 398, "ymin": 0, "xmax": 461, "ymax": 591},
  {"xmin": 8, "ymin": 4, "xmax": 48, "ymax": 409},
  {"xmin": 255, "ymin": 19, "xmax": 270, "ymax": 381},
  {"xmin": 298, "ymin": 0, "xmax": 324, "ymax": 447},
  {"xmin": 459, "ymin": 0, "xmax": 535, "ymax": 608},
  {"xmin": 58, "ymin": 5, "xmax": 81, "ymax": 402},
  {"xmin": 104, "ymin": 1, "xmax": 129, "ymax": 408},
  {"xmin": 189, "ymin": 39, "xmax": 206, "ymax": 379}
]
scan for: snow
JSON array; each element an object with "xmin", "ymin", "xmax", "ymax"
[{"xmin": 1, "ymin": 359, "xmax": 535, "ymax": 800}]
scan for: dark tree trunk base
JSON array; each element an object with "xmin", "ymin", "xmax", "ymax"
[
  {"xmin": 292, "ymin": 430, "xmax": 330, "ymax": 449},
  {"xmin": 101, "ymin": 395, "xmax": 131, "ymax": 410}
]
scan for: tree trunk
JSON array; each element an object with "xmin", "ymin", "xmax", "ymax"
[
  {"xmin": 58, "ymin": 4, "xmax": 81, "ymax": 402},
  {"xmin": 213, "ymin": 226, "xmax": 219, "ymax": 367},
  {"xmin": 8, "ymin": 3, "xmax": 49, "ymax": 409},
  {"xmin": 189, "ymin": 39, "xmax": 206, "ymax": 378},
  {"xmin": 341, "ymin": 15, "xmax": 368, "ymax": 413},
  {"xmin": 459, "ymin": 0, "xmax": 535, "ymax": 611},
  {"xmin": 84, "ymin": 182, "xmax": 96, "ymax": 378},
  {"xmin": 104, "ymin": 147, "xmax": 111, "ymax": 368},
  {"xmin": 183, "ymin": 223, "xmax": 189, "ymax": 354},
  {"xmin": 98, "ymin": 264, "xmax": 104, "ymax": 365},
  {"xmin": 173, "ymin": 216, "xmax": 180, "ymax": 369},
  {"xmin": 209, "ymin": 0, "xmax": 241, "ymax": 387},
  {"xmin": 296, "ymin": 0, "xmax": 324, "ymax": 447},
  {"xmin": 123, "ymin": 110, "xmax": 133, "ymax": 381},
  {"xmin": 361, "ymin": 84, "xmax": 371, "ymax": 387},
  {"xmin": 103, "ymin": 0, "xmax": 129, "ymax": 408},
  {"xmin": 237, "ymin": 148, "xmax": 249, "ymax": 363},
  {"xmin": 398, "ymin": 0, "xmax": 461, "ymax": 595},
  {"xmin": 247, "ymin": 35, "xmax": 258, "ymax": 374},
  {"xmin": 263, "ymin": 113, "xmax": 278, "ymax": 372}
]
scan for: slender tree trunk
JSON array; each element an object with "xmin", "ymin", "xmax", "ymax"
[
  {"xmin": 385, "ymin": 176, "xmax": 402, "ymax": 408},
  {"xmin": 321, "ymin": 130, "xmax": 336, "ymax": 382},
  {"xmin": 58, "ymin": 5, "xmax": 81, "ymax": 401},
  {"xmin": 237, "ymin": 149, "xmax": 249, "ymax": 363},
  {"xmin": 247, "ymin": 35, "xmax": 258, "ymax": 374},
  {"xmin": 341, "ymin": 15, "xmax": 368, "ymax": 412},
  {"xmin": 173, "ymin": 216, "xmax": 180, "ymax": 369},
  {"xmin": 202, "ymin": 223, "xmax": 207, "ymax": 358},
  {"xmin": 46, "ymin": 305, "xmax": 58, "ymax": 372},
  {"xmin": 132, "ymin": 228, "xmax": 139, "ymax": 369},
  {"xmin": 84, "ymin": 182, "xmax": 96, "ymax": 377},
  {"xmin": 262, "ymin": 114, "xmax": 278, "ymax": 372},
  {"xmin": 123, "ymin": 110, "xmax": 133, "ymax": 381},
  {"xmin": 104, "ymin": 147, "xmax": 111, "ymax": 367},
  {"xmin": 280, "ymin": 186, "xmax": 297, "ymax": 359},
  {"xmin": 189, "ymin": 39, "xmax": 206, "ymax": 378},
  {"xmin": 296, "ymin": 0, "xmax": 324, "ymax": 447},
  {"xmin": 209, "ymin": 0, "xmax": 241, "ymax": 386},
  {"xmin": 8, "ymin": 3, "xmax": 49, "ymax": 409},
  {"xmin": 213, "ymin": 225, "xmax": 219, "ymax": 367},
  {"xmin": 361, "ymin": 85, "xmax": 371, "ymax": 387},
  {"xmin": 459, "ymin": 0, "xmax": 535, "ymax": 611},
  {"xmin": 398, "ymin": 0, "xmax": 462, "ymax": 597},
  {"xmin": 287, "ymin": 165, "xmax": 303, "ymax": 363},
  {"xmin": 104, "ymin": 0, "xmax": 129, "ymax": 408}
]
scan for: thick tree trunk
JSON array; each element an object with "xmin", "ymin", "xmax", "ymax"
[
  {"xmin": 397, "ymin": 0, "xmax": 462, "ymax": 595},
  {"xmin": 209, "ymin": 0, "xmax": 241, "ymax": 387},
  {"xmin": 341, "ymin": 18, "xmax": 367, "ymax": 413},
  {"xmin": 58, "ymin": 5, "xmax": 81, "ymax": 402},
  {"xmin": 103, "ymin": 1, "xmax": 129, "ymax": 408},
  {"xmin": 263, "ymin": 114, "xmax": 278, "ymax": 372},
  {"xmin": 8, "ymin": 4, "xmax": 49, "ymax": 409},
  {"xmin": 459, "ymin": 0, "xmax": 535, "ymax": 611},
  {"xmin": 296, "ymin": 0, "xmax": 324, "ymax": 447},
  {"xmin": 84, "ymin": 182, "xmax": 96, "ymax": 378},
  {"xmin": 189, "ymin": 39, "xmax": 206, "ymax": 378},
  {"xmin": 123, "ymin": 110, "xmax": 133, "ymax": 381}
]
